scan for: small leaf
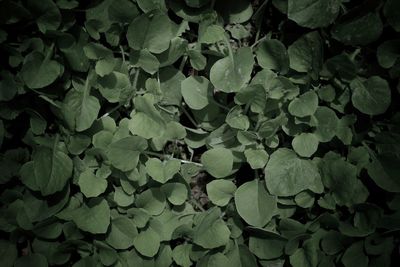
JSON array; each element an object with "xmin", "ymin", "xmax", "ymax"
[
  {"xmin": 78, "ymin": 169, "xmax": 107, "ymax": 198},
  {"xmin": 256, "ymin": 39, "xmax": 289, "ymax": 74},
  {"xmin": 181, "ymin": 76, "xmax": 213, "ymax": 110},
  {"xmin": 288, "ymin": 91, "xmax": 318, "ymax": 117},
  {"xmin": 106, "ymin": 217, "xmax": 138, "ymax": 250}
]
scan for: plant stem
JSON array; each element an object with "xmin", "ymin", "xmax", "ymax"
[
  {"xmin": 189, "ymin": 198, "xmax": 206, "ymax": 212},
  {"xmin": 179, "ymin": 55, "xmax": 188, "ymax": 72},
  {"xmin": 211, "ymin": 99, "xmax": 230, "ymax": 111},
  {"xmin": 119, "ymin": 45, "xmax": 126, "ymax": 64},
  {"xmin": 181, "ymin": 105, "xmax": 198, "ymax": 127},
  {"xmin": 143, "ymin": 151, "xmax": 203, "ymax": 167}
]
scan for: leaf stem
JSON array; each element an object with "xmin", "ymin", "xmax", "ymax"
[
  {"xmin": 181, "ymin": 104, "xmax": 198, "ymax": 128},
  {"xmin": 189, "ymin": 198, "xmax": 206, "ymax": 212},
  {"xmin": 179, "ymin": 55, "xmax": 188, "ymax": 72},
  {"xmin": 223, "ymin": 34, "xmax": 235, "ymax": 65},
  {"xmin": 211, "ymin": 99, "xmax": 230, "ymax": 111},
  {"xmin": 251, "ymin": 36, "xmax": 266, "ymax": 49},
  {"xmin": 119, "ymin": 45, "xmax": 126, "ymax": 64},
  {"xmin": 143, "ymin": 151, "xmax": 203, "ymax": 167}
]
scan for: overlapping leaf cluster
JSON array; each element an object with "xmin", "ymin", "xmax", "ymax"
[{"xmin": 0, "ymin": 0, "xmax": 399, "ymax": 266}]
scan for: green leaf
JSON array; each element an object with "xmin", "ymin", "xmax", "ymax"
[
  {"xmin": 78, "ymin": 169, "xmax": 107, "ymax": 198},
  {"xmin": 135, "ymin": 188, "xmax": 166, "ymax": 215},
  {"xmin": 21, "ymin": 51, "xmax": 62, "ymax": 89},
  {"xmin": 129, "ymin": 94, "xmax": 166, "ymax": 138},
  {"xmin": 235, "ymin": 180, "xmax": 277, "ymax": 227},
  {"xmin": 106, "ymin": 217, "xmax": 138, "ymax": 250},
  {"xmin": 201, "ymin": 147, "xmax": 234, "ymax": 178},
  {"xmin": 332, "ymin": 13, "xmax": 382, "ymax": 45},
  {"xmin": 193, "ymin": 208, "xmax": 231, "ymax": 249},
  {"xmin": 288, "ymin": 31, "xmax": 323, "ymax": 79},
  {"xmin": 244, "ymin": 148, "xmax": 269, "ymax": 169},
  {"xmin": 133, "ymin": 225, "xmax": 161, "ymax": 257},
  {"xmin": 289, "ymin": 240, "xmax": 318, "ymax": 267},
  {"xmin": 210, "ymin": 47, "xmax": 254, "ymax": 93},
  {"xmin": 33, "ymin": 141, "xmax": 73, "ymax": 196},
  {"xmin": 70, "ymin": 199, "xmax": 110, "ymax": 234},
  {"xmin": 127, "ymin": 13, "xmax": 178, "ymax": 54},
  {"xmin": 288, "ymin": 0, "xmax": 341, "ymax": 29},
  {"xmin": 321, "ymin": 155, "xmax": 369, "ymax": 207},
  {"xmin": 341, "ymin": 241, "xmax": 368, "ymax": 267},
  {"xmin": 207, "ymin": 180, "xmax": 236, "ymax": 206},
  {"xmin": 288, "ymin": 91, "xmax": 318, "ymax": 117},
  {"xmin": 161, "ymin": 182, "xmax": 188, "ymax": 205},
  {"xmin": 107, "ymin": 136, "xmax": 148, "ymax": 172},
  {"xmin": 249, "ymin": 233, "xmax": 287, "ymax": 260},
  {"xmin": 62, "ymin": 73, "xmax": 100, "ymax": 132},
  {"xmin": 255, "ymin": 39, "xmax": 289, "ymax": 74},
  {"xmin": 130, "ymin": 49, "xmax": 160, "ymax": 74},
  {"xmin": 367, "ymin": 153, "xmax": 400, "ymax": 193},
  {"xmin": 377, "ymin": 40, "xmax": 400, "ymax": 69},
  {"xmin": 265, "ymin": 148, "xmax": 323, "ymax": 196},
  {"xmin": 350, "ymin": 76, "xmax": 391, "ymax": 116},
  {"xmin": 181, "ymin": 76, "xmax": 213, "ymax": 110},
  {"xmin": 292, "ymin": 133, "xmax": 319, "ymax": 157},
  {"xmin": 172, "ymin": 244, "xmax": 192, "ymax": 267},
  {"xmin": 146, "ymin": 158, "xmax": 181, "ymax": 184},
  {"xmin": 312, "ymin": 106, "xmax": 339, "ymax": 142}
]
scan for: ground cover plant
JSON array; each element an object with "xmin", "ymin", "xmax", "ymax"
[{"xmin": 0, "ymin": 0, "xmax": 400, "ymax": 266}]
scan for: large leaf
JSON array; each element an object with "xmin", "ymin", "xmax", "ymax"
[
  {"xmin": 235, "ymin": 180, "xmax": 277, "ymax": 227},
  {"xmin": 350, "ymin": 76, "xmax": 391, "ymax": 116},
  {"xmin": 70, "ymin": 199, "xmax": 111, "ymax": 234},
  {"xmin": 62, "ymin": 73, "xmax": 100, "ymax": 132},
  {"xmin": 288, "ymin": 0, "xmax": 341, "ymax": 29},
  {"xmin": 193, "ymin": 208, "xmax": 231, "ymax": 249},
  {"xmin": 21, "ymin": 51, "xmax": 62, "ymax": 89},
  {"xmin": 265, "ymin": 148, "xmax": 323, "ymax": 196},
  {"xmin": 33, "ymin": 140, "xmax": 73, "ymax": 196},
  {"xmin": 129, "ymin": 94, "xmax": 166, "ymax": 138},
  {"xmin": 201, "ymin": 147, "xmax": 234, "ymax": 178},
  {"xmin": 107, "ymin": 136, "xmax": 148, "ymax": 172},
  {"xmin": 127, "ymin": 13, "xmax": 178, "ymax": 54},
  {"xmin": 210, "ymin": 47, "xmax": 254, "ymax": 93}
]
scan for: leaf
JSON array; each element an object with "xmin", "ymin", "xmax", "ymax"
[
  {"xmin": 161, "ymin": 182, "xmax": 188, "ymax": 205},
  {"xmin": 62, "ymin": 73, "xmax": 100, "ymax": 132},
  {"xmin": 146, "ymin": 158, "xmax": 181, "ymax": 184},
  {"xmin": 367, "ymin": 153, "xmax": 400, "ymax": 193},
  {"xmin": 133, "ymin": 225, "xmax": 161, "ymax": 257},
  {"xmin": 78, "ymin": 169, "xmax": 107, "ymax": 198},
  {"xmin": 292, "ymin": 133, "xmax": 319, "ymax": 157},
  {"xmin": 130, "ymin": 49, "xmax": 160, "ymax": 74},
  {"xmin": 265, "ymin": 148, "xmax": 323, "ymax": 196},
  {"xmin": 288, "ymin": 0, "xmax": 341, "ymax": 29},
  {"xmin": 135, "ymin": 188, "xmax": 166, "ymax": 216},
  {"xmin": 341, "ymin": 241, "xmax": 369, "ymax": 267},
  {"xmin": 350, "ymin": 76, "xmax": 391, "ymax": 116},
  {"xmin": 249, "ymin": 233, "xmax": 287, "ymax": 260},
  {"xmin": 129, "ymin": 94, "xmax": 166, "ymax": 138},
  {"xmin": 312, "ymin": 106, "xmax": 339, "ymax": 142},
  {"xmin": 289, "ymin": 240, "xmax": 318, "ymax": 267},
  {"xmin": 70, "ymin": 199, "xmax": 110, "ymax": 234},
  {"xmin": 107, "ymin": 136, "xmax": 148, "ymax": 172},
  {"xmin": 255, "ymin": 39, "xmax": 289, "ymax": 74},
  {"xmin": 214, "ymin": 0, "xmax": 253, "ymax": 24},
  {"xmin": 172, "ymin": 244, "xmax": 192, "ymax": 267},
  {"xmin": 332, "ymin": 13, "xmax": 382, "ymax": 45},
  {"xmin": 288, "ymin": 91, "xmax": 318, "ymax": 117},
  {"xmin": 106, "ymin": 217, "xmax": 138, "ymax": 250},
  {"xmin": 210, "ymin": 47, "xmax": 254, "ymax": 93},
  {"xmin": 235, "ymin": 180, "xmax": 277, "ymax": 227},
  {"xmin": 377, "ymin": 40, "xmax": 400, "ymax": 69},
  {"xmin": 201, "ymin": 147, "xmax": 234, "ymax": 178},
  {"xmin": 21, "ymin": 51, "xmax": 62, "ymax": 89},
  {"xmin": 244, "ymin": 148, "xmax": 269, "ymax": 169},
  {"xmin": 288, "ymin": 31, "xmax": 323, "ymax": 79},
  {"xmin": 321, "ymin": 155, "xmax": 369, "ymax": 207},
  {"xmin": 207, "ymin": 180, "xmax": 236, "ymax": 206},
  {"xmin": 181, "ymin": 76, "xmax": 213, "ymax": 110},
  {"xmin": 193, "ymin": 208, "xmax": 231, "ymax": 249},
  {"xmin": 33, "ymin": 140, "xmax": 73, "ymax": 196},
  {"xmin": 127, "ymin": 13, "xmax": 178, "ymax": 54}
]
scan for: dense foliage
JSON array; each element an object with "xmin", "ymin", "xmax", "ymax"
[{"xmin": 1, "ymin": 0, "xmax": 400, "ymax": 266}]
